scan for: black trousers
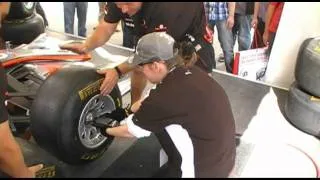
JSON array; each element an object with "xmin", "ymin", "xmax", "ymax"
[{"xmin": 195, "ymin": 39, "xmax": 216, "ymax": 73}]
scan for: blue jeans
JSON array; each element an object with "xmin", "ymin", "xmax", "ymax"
[
  {"xmin": 232, "ymin": 14, "xmax": 252, "ymax": 51},
  {"xmin": 63, "ymin": 2, "xmax": 88, "ymax": 37},
  {"xmin": 209, "ymin": 19, "xmax": 234, "ymax": 73}
]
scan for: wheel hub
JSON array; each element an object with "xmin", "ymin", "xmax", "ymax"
[{"xmin": 78, "ymin": 94, "xmax": 116, "ymax": 149}]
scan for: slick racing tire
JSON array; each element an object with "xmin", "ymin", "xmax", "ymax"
[
  {"xmin": 295, "ymin": 37, "xmax": 320, "ymax": 97},
  {"xmin": 284, "ymin": 82, "xmax": 320, "ymax": 138},
  {"xmin": 5, "ymin": 2, "xmax": 36, "ymax": 20},
  {"xmin": 0, "ymin": 13, "xmax": 45, "ymax": 45},
  {"xmin": 30, "ymin": 66, "xmax": 122, "ymax": 164}
]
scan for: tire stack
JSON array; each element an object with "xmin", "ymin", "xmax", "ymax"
[
  {"xmin": 0, "ymin": 2, "xmax": 45, "ymax": 45},
  {"xmin": 285, "ymin": 37, "xmax": 320, "ymax": 138}
]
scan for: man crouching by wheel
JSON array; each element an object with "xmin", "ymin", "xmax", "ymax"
[{"xmin": 93, "ymin": 32, "xmax": 236, "ymax": 178}]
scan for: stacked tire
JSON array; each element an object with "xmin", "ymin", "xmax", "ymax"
[
  {"xmin": 284, "ymin": 37, "xmax": 320, "ymax": 138},
  {"xmin": 0, "ymin": 2, "xmax": 45, "ymax": 45}
]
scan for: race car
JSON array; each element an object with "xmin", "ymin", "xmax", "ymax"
[
  {"xmin": 3, "ymin": 31, "xmax": 128, "ymax": 165},
  {"xmin": 1, "ymin": 2, "xmax": 130, "ymax": 165}
]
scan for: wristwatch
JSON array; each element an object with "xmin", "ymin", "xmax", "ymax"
[{"xmin": 114, "ymin": 66, "xmax": 123, "ymax": 78}]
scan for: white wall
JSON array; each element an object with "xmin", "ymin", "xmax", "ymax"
[
  {"xmin": 39, "ymin": 2, "xmax": 123, "ymax": 45},
  {"xmin": 265, "ymin": 2, "xmax": 320, "ymax": 89},
  {"xmin": 40, "ymin": 2, "xmax": 100, "ymax": 35}
]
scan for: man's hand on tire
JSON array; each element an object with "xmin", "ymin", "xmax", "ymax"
[
  {"xmin": 27, "ymin": 164, "xmax": 44, "ymax": 178},
  {"xmin": 97, "ymin": 68, "xmax": 119, "ymax": 96}
]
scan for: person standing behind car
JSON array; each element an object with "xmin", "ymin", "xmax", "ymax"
[
  {"xmin": 63, "ymin": 2, "xmax": 88, "ymax": 37},
  {"xmin": 204, "ymin": 2, "xmax": 235, "ymax": 73},
  {"xmin": 94, "ymin": 32, "xmax": 236, "ymax": 178},
  {"xmin": 232, "ymin": 2, "xmax": 259, "ymax": 51}
]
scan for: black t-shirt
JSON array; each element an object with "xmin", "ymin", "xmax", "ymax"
[
  {"xmin": 105, "ymin": 2, "xmax": 206, "ymax": 43},
  {"xmin": 0, "ymin": 63, "xmax": 8, "ymax": 123},
  {"xmin": 134, "ymin": 66, "xmax": 236, "ymax": 177}
]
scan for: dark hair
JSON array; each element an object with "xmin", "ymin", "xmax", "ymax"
[{"xmin": 170, "ymin": 40, "xmax": 197, "ymax": 69}]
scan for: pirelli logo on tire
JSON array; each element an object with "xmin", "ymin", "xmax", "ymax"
[
  {"xmin": 78, "ymin": 79, "xmax": 104, "ymax": 101},
  {"xmin": 80, "ymin": 146, "xmax": 108, "ymax": 160},
  {"xmin": 36, "ymin": 165, "xmax": 56, "ymax": 178},
  {"xmin": 116, "ymin": 97, "xmax": 121, "ymax": 107},
  {"xmin": 314, "ymin": 45, "xmax": 320, "ymax": 54}
]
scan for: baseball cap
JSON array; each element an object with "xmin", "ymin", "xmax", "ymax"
[{"xmin": 128, "ymin": 32, "xmax": 178, "ymax": 66}]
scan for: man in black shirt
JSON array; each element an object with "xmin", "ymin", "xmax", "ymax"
[
  {"xmin": 60, "ymin": 2, "xmax": 215, "ymax": 108},
  {"xmin": 95, "ymin": 32, "xmax": 236, "ymax": 178}
]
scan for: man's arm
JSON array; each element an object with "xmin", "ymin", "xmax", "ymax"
[
  {"xmin": 0, "ymin": 61, "xmax": 42, "ymax": 177},
  {"xmin": 0, "ymin": 121, "xmax": 30, "ymax": 177},
  {"xmin": 263, "ymin": 3, "xmax": 275, "ymax": 45},
  {"xmin": 0, "ymin": 2, "xmax": 10, "ymax": 22},
  {"xmin": 0, "ymin": 121, "xmax": 42, "ymax": 177},
  {"xmin": 227, "ymin": 2, "xmax": 235, "ymax": 17},
  {"xmin": 251, "ymin": 2, "xmax": 260, "ymax": 28},
  {"xmin": 130, "ymin": 98, "xmax": 144, "ymax": 113},
  {"xmin": 227, "ymin": 2, "xmax": 235, "ymax": 29},
  {"xmin": 106, "ymin": 124, "xmax": 135, "ymax": 138},
  {"xmin": 60, "ymin": 1, "xmax": 120, "ymax": 54},
  {"xmin": 60, "ymin": 21, "xmax": 119, "ymax": 54},
  {"xmin": 77, "ymin": 19, "xmax": 135, "ymax": 96},
  {"xmin": 60, "ymin": 9, "xmax": 129, "ymax": 96},
  {"xmin": 97, "ymin": 61, "xmax": 136, "ymax": 96},
  {"xmin": 105, "ymin": 114, "xmax": 151, "ymax": 139},
  {"xmin": 84, "ymin": 21, "xmax": 118, "ymax": 52}
]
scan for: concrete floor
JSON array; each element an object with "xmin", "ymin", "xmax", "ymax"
[{"xmin": 40, "ymin": 2, "xmax": 227, "ymax": 72}]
